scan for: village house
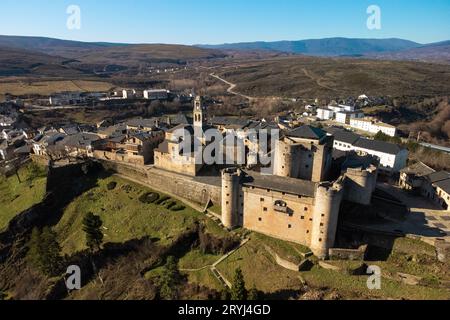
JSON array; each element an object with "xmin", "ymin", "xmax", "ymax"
[
  {"xmin": 57, "ymin": 133, "xmax": 101, "ymax": 158},
  {"xmin": 32, "ymin": 132, "xmax": 66, "ymax": 157},
  {"xmin": 421, "ymin": 171, "xmax": 450, "ymax": 211},
  {"xmin": 143, "ymin": 89, "xmax": 170, "ymax": 101},
  {"xmin": 94, "ymin": 128, "xmax": 164, "ymax": 166},
  {"xmin": 350, "ymin": 117, "xmax": 397, "ymax": 137},
  {"xmin": 49, "ymin": 92, "xmax": 85, "ymax": 106},
  {"xmin": 399, "ymin": 162, "xmax": 435, "ymax": 191}
]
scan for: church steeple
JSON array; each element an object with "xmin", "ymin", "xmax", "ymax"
[{"xmin": 193, "ymin": 96, "xmax": 204, "ymax": 133}]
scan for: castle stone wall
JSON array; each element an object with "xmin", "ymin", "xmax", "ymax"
[{"xmin": 99, "ymin": 160, "xmax": 221, "ymax": 206}]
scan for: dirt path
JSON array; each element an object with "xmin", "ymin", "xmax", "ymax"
[
  {"xmin": 209, "ymin": 73, "xmax": 255, "ymax": 101},
  {"xmin": 301, "ymin": 68, "xmax": 336, "ymax": 91}
]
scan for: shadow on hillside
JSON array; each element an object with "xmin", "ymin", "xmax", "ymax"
[{"xmin": 0, "ymin": 161, "xmax": 111, "ymax": 248}]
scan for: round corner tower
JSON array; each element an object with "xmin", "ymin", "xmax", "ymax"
[
  {"xmin": 311, "ymin": 181, "xmax": 344, "ymax": 259},
  {"xmin": 274, "ymin": 139, "xmax": 299, "ymax": 178},
  {"xmin": 221, "ymin": 168, "xmax": 242, "ymax": 229}
]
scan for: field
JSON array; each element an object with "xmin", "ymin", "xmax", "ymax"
[
  {"xmin": 0, "ymin": 79, "xmax": 114, "ymax": 96},
  {"xmin": 0, "ymin": 162, "xmax": 47, "ymax": 231}
]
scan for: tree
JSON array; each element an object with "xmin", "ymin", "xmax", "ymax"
[
  {"xmin": 248, "ymin": 285, "xmax": 260, "ymax": 300},
  {"xmin": 231, "ymin": 268, "xmax": 247, "ymax": 300},
  {"xmin": 158, "ymin": 256, "xmax": 182, "ymax": 300},
  {"xmin": 221, "ymin": 287, "xmax": 231, "ymax": 300},
  {"xmin": 27, "ymin": 227, "xmax": 63, "ymax": 276},
  {"xmin": 82, "ymin": 212, "xmax": 104, "ymax": 252}
]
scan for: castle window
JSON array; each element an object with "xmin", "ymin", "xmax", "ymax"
[
  {"xmin": 227, "ymin": 194, "xmax": 230, "ymax": 197},
  {"xmin": 309, "ymin": 218, "xmax": 313, "ymax": 221},
  {"xmin": 301, "ymin": 216, "xmax": 305, "ymax": 220},
  {"xmin": 321, "ymin": 214, "xmax": 325, "ymax": 217},
  {"xmin": 263, "ymin": 207, "xmax": 268, "ymax": 212},
  {"xmin": 320, "ymin": 223, "xmax": 324, "ymax": 227},
  {"xmin": 260, "ymin": 198, "xmax": 265, "ymax": 202},
  {"xmin": 306, "ymin": 230, "xmax": 310, "ymax": 234},
  {"xmin": 226, "ymin": 201, "xmax": 229, "ymax": 205},
  {"xmin": 304, "ymin": 207, "xmax": 308, "ymax": 211},
  {"xmin": 288, "ymin": 224, "xmax": 292, "ymax": 229},
  {"xmin": 319, "ymin": 238, "xmax": 323, "ymax": 242},
  {"xmin": 258, "ymin": 217, "xmax": 262, "ymax": 222}
]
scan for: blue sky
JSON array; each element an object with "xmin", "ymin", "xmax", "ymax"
[{"xmin": 0, "ymin": 0, "xmax": 449, "ymax": 44}]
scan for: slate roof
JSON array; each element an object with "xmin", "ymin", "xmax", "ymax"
[
  {"xmin": 209, "ymin": 117, "xmax": 250, "ymax": 128},
  {"xmin": 327, "ymin": 128, "xmax": 360, "ymax": 145},
  {"xmin": 285, "ymin": 125, "xmax": 326, "ymax": 140},
  {"xmin": 426, "ymin": 171, "xmax": 450, "ymax": 183},
  {"xmin": 126, "ymin": 118, "xmax": 159, "ymax": 128},
  {"xmin": 59, "ymin": 133, "xmax": 100, "ymax": 148},
  {"xmin": 354, "ymin": 138, "xmax": 404, "ymax": 155},
  {"xmin": 435, "ymin": 179, "xmax": 450, "ymax": 194},
  {"xmin": 400, "ymin": 162, "xmax": 435, "ymax": 177},
  {"xmin": 242, "ymin": 170, "xmax": 316, "ymax": 197}
]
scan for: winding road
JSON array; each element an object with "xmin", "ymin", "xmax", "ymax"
[{"xmin": 210, "ymin": 73, "xmax": 255, "ymax": 101}]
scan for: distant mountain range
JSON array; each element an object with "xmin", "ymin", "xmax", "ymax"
[
  {"xmin": 0, "ymin": 35, "xmax": 449, "ymax": 78},
  {"xmin": 198, "ymin": 37, "xmax": 450, "ymax": 63}
]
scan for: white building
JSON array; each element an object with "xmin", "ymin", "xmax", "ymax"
[
  {"xmin": 122, "ymin": 89, "xmax": 137, "ymax": 99},
  {"xmin": 335, "ymin": 110, "xmax": 364, "ymax": 125},
  {"xmin": 350, "ymin": 118, "xmax": 397, "ymax": 137},
  {"xmin": 316, "ymin": 108, "xmax": 334, "ymax": 120},
  {"xmin": 143, "ymin": 89, "xmax": 169, "ymax": 100},
  {"xmin": 328, "ymin": 128, "xmax": 407, "ymax": 173},
  {"xmin": 49, "ymin": 92, "xmax": 84, "ymax": 106}
]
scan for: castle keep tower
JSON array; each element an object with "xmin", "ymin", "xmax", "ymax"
[
  {"xmin": 221, "ymin": 168, "xmax": 242, "ymax": 229},
  {"xmin": 274, "ymin": 126, "xmax": 333, "ymax": 183},
  {"xmin": 311, "ymin": 181, "xmax": 344, "ymax": 259}
]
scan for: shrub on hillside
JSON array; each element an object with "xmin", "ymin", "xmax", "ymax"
[
  {"xmin": 139, "ymin": 192, "xmax": 160, "ymax": 204},
  {"xmin": 156, "ymin": 196, "xmax": 170, "ymax": 205},
  {"xmin": 171, "ymin": 204, "xmax": 186, "ymax": 211},
  {"xmin": 107, "ymin": 181, "xmax": 117, "ymax": 190}
]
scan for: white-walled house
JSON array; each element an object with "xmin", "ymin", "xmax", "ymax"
[
  {"xmin": 335, "ymin": 110, "xmax": 364, "ymax": 125},
  {"xmin": 327, "ymin": 128, "xmax": 407, "ymax": 173},
  {"xmin": 350, "ymin": 118, "xmax": 397, "ymax": 137},
  {"xmin": 122, "ymin": 89, "xmax": 137, "ymax": 99},
  {"xmin": 317, "ymin": 108, "xmax": 334, "ymax": 120},
  {"xmin": 143, "ymin": 89, "xmax": 169, "ymax": 100},
  {"xmin": 353, "ymin": 138, "xmax": 408, "ymax": 173}
]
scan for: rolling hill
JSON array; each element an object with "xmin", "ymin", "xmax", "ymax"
[
  {"xmin": 0, "ymin": 46, "xmax": 86, "ymax": 77},
  {"xmin": 368, "ymin": 41, "xmax": 450, "ymax": 64},
  {"xmin": 0, "ymin": 35, "xmax": 227, "ymax": 77},
  {"xmin": 199, "ymin": 37, "xmax": 421, "ymax": 56},
  {"xmin": 216, "ymin": 56, "xmax": 450, "ymax": 98}
]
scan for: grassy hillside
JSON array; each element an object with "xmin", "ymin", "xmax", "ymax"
[
  {"xmin": 0, "ymin": 163, "xmax": 47, "ymax": 231},
  {"xmin": 54, "ymin": 175, "xmax": 204, "ymax": 254},
  {"xmin": 218, "ymin": 56, "xmax": 450, "ymax": 98}
]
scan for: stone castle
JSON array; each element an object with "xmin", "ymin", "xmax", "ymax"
[{"xmin": 152, "ymin": 97, "xmax": 379, "ymax": 258}]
